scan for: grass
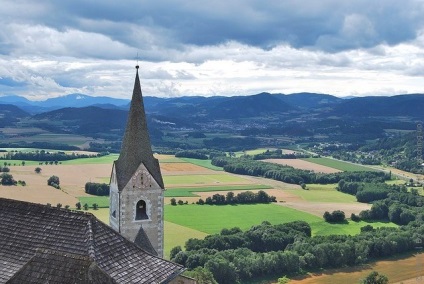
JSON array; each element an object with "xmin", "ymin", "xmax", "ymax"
[
  {"xmin": 164, "ymin": 203, "xmax": 397, "ymax": 235},
  {"xmin": 286, "ymin": 184, "xmax": 357, "ymax": 203},
  {"xmin": 303, "ymin": 157, "xmax": 376, "ymax": 172},
  {"xmin": 78, "ymin": 196, "xmax": 109, "ymax": 208},
  {"xmin": 164, "ymin": 221, "xmax": 208, "ymax": 259},
  {"xmin": 61, "ymin": 154, "xmax": 119, "ymax": 165},
  {"xmin": 87, "ymin": 208, "xmax": 110, "ymax": 224},
  {"xmin": 0, "ymin": 160, "xmax": 40, "ymax": 166},
  {"xmin": 164, "ymin": 184, "xmax": 273, "ymax": 197},
  {"xmin": 164, "ymin": 174, "xmax": 249, "ymax": 186},
  {"xmin": 180, "ymin": 158, "xmax": 223, "ymax": 171}
]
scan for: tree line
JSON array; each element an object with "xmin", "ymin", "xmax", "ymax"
[
  {"xmin": 251, "ymin": 149, "xmax": 310, "ymax": 160},
  {"xmin": 211, "ymin": 156, "xmax": 389, "ymax": 185},
  {"xmin": 2, "ymin": 150, "xmax": 107, "ymax": 162},
  {"xmin": 337, "ymin": 180, "xmax": 424, "ymax": 226},
  {"xmin": 85, "ymin": 182, "xmax": 109, "ymax": 196},
  {"xmin": 171, "ymin": 219, "xmax": 422, "ymax": 283}
]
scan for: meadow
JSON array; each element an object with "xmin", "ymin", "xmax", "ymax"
[
  {"xmin": 0, "ymin": 150, "xmax": 404, "ymax": 281},
  {"xmin": 303, "ymin": 157, "xmax": 376, "ymax": 172},
  {"xmin": 164, "ymin": 203, "xmax": 396, "ymax": 236},
  {"xmin": 165, "ymin": 184, "xmax": 273, "ymax": 197}
]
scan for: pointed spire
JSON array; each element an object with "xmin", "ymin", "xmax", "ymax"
[{"xmin": 115, "ymin": 66, "xmax": 164, "ymax": 190}]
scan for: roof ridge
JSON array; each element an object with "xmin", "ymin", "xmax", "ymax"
[
  {"xmin": 86, "ymin": 218, "xmax": 96, "ymax": 260},
  {"xmin": 0, "ymin": 197, "xmax": 94, "ymax": 218}
]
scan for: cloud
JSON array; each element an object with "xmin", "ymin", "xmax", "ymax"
[{"xmin": 0, "ymin": 0, "xmax": 424, "ymax": 99}]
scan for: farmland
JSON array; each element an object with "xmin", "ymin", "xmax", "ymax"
[
  {"xmin": 302, "ymin": 157, "xmax": 376, "ymax": 172},
  {"xmin": 265, "ymin": 158, "xmax": 341, "ymax": 173},
  {"xmin": 0, "ymin": 149, "xmax": 408, "ymax": 283},
  {"xmin": 164, "ymin": 203, "xmax": 396, "ymax": 236},
  {"xmin": 291, "ymin": 253, "xmax": 424, "ymax": 284}
]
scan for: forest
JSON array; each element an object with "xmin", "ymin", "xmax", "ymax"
[{"xmin": 211, "ymin": 156, "xmax": 389, "ymax": 185}]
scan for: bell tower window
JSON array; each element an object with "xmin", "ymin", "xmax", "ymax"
[{"xmin": 135, "ymin": 200, "xmax": 148, "ymax": 220}]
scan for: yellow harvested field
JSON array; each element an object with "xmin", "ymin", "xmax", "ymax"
[
  {"xmin": 279, "ymin": 201, "xmax": 371, "ymax": 217},
  {"xmin": 291, "ymin": 253, "xmax": 424, "ymax": 284},
  {"xmin": 0, "ymin": 164, "xmax": 112, "ymax": 205},
  {"xmin": 160, "ymin": 162, "xmax": 213, "ymax": 175},
  {"xmin": 265, "ymin": 159, "xmax": 341, "ymax": 173}
]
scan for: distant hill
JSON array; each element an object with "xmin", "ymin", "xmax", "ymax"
[
  {"xmin": 0, "ymin": 104, "xmax": 30, "ymax": 127},
  {"xmin": 207, "ymin": 93, "xmax": 295, "ymax": 118},
  {"xmin": 277, "ymin": 92, "xmax": 342, "ymax": 109},
  {"xmin": 0, "ymin": 94, "xmax": 130, "ymax": 114},
  {"xmin": 330, "ymin": 94, "xmax": 424, "ymax": 119}
]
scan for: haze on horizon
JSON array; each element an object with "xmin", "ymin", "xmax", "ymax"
[{"xmin": 0, "ymin": 0, "xmax": 423, "ymax": 100}]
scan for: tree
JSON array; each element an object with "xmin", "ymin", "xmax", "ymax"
[
  {"xmin": 56, "ymin": 203, "xmax": 62, "ymax": 209},
  {"xmin": 170, "ymin": 198, "xmax": 177, "ymax": 206},
  {"xmin": 170, "ymin": 246, "xmax": 182, "ymax": 260},
  {"xmin": 21, "ymin": 161, "xmax": 25, "ymax": 166},
  {"xmin": 75, "ymin": 202, "xmax": 81, "ymax": 210},
  {"xmin": 360, "ymin": 271, "xmax": 388, "ymax": 284},
  {"xmin": 34, "ymin": 167, "xmax": 42, "ymax": 174},
  {"xmin": 1, "ymin": 173, "xmax": 16, "ymax": 185},
  {"xmin": 184, "ymin": 267, "xmax": 218, "ymax": 284},
  {"xmin": 83, "ymin": 203, "xmax": 89, "ymax": 210},
  {"xmin": 47, "ymin": 175, "xmax": 60, "ymax": 189},
  {"xmin": 92, "ymin": 203, "xmax": 98, "ymax": 210}
]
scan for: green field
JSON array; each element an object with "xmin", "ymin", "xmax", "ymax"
[
  {"xmin": 303, "ymin": 157, "xmax": 376, "ymax": 172},
  {"xmin": 165, "ymin": 184, "xmax": 273, "ymax": 197},
  {"xmin": 287, "ymin": 184, "xmax": 357, "ymax": 203},
  {"xmin": 0, "ymin": 160, "xmax": 40, "ymax": 166},
  {"xmin": 78, "ymin": 196, "xmax": 109, "ymax": 208},
  {"xmin": 164, "ymin": 221, "xmax": 208, "ymax": 259},
  {"xmin": 164, "ymin": 174, "xmax": 249, "ymax": 186},
  {"xmin": 180, "ymin": 158, "xmax": 223, "ymax": 171},
  {"xmin": 164, "ymin": 203, "xmax": 397, "ymax": 236},
  {"xmin": 61, "ymin": 154, "xmax": 119, "ymax": 165}
]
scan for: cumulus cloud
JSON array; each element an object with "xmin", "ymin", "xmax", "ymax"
[{"xmin": 0, "ymin": 0, "xmax": 424, "ymax": 99}]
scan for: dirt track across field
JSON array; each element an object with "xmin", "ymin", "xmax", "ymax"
[
  {"xmin": 0, "ymin": 164, "xmax": 112, "ymax": 206},
  {"xmin": 265, "ymin": 159, "xmax": 341, "ymax": 173}
]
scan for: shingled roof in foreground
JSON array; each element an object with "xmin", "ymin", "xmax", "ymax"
[{"xmin": 0, "ymin": 198, "xmax": 184, "ymax": 284}]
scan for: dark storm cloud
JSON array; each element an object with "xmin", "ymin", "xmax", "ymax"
[{"xmin": 1, "ymin": 0, "xmax": 422, "ymax": 59}]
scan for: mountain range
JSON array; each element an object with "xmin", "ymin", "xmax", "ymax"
[{"xmin": 1, "ymin": 92, "xmax": 423, "ymax": 149}]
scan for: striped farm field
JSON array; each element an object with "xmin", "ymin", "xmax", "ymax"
[
  {"xmin": 265, "ymin": 159, "xmax": 340, "ymax": 173},
  {"xmin": 164, "ymin": 184, "xmax": 273, "ymax": 197},
  {"xmin": 179, "ymin": 158, "xmax": 223, "ymax": 171},
  {"xmin": 164, "ymin": 203, "xmax": 396, "ymax": 236},
  {"xmin": 302, "ymin": 157, "xmax": 376, "ymax": 172},
  {"xmin": 163, "ymin": 173, "xmax": 251, "ymax": 187}
]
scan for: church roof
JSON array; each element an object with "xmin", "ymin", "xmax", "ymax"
[
  {"xmin": 0, "ymin": 198, "xmax": 184, "ymax": 283},
  {"xmin": 115, "ymin": 66, "xmax": 164, "ymax": 190}
]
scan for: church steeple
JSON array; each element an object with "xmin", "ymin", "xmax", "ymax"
[
  {"xmin": 109, "ymin": 65, "xmax": 166, "ymax": 257},
  {"xmin": 115, "ymin": 66, "xmax": 164, "ymax": 190}
]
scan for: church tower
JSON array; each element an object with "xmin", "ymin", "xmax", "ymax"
[{"xmin": 109, "ymin": 65, "xmax": 164, "ymax": 257}]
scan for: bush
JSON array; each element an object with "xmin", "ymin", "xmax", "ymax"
[
  {"xmin": 323, "ymin": 210, "xmax": 346, "ymax": 222},
  {"xmin": 351, "ymin": 213, "xmax": 360, "ymax": 222},
  {"xmin": 47, "ymin": 175, "xmax": 60, "ymax": 188},
  {"xmin": 1, "ymin": 173, "xmax": 16, "ymax": 185},
  {"xmin": 170, "ymin": 198, "xmax": 177, "ymax": 206}
]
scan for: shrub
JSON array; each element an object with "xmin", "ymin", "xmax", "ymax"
[{"xmin": 47, "ymin": 175, "xmax": 60, "ymax": 188}]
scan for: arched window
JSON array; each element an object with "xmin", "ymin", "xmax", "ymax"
[{"xmin": 135, "ymin": 200, "xmax": 148, "ymax": 220}]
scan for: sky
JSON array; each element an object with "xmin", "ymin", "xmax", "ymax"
[{"xmin": 0, "ymin": 0, "xmax": 423, "ymax": 100}]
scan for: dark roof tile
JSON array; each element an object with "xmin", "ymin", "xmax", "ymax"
[{"xmin": 0, "ymin": 198, "xmax": 184, "ymax": 284}]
